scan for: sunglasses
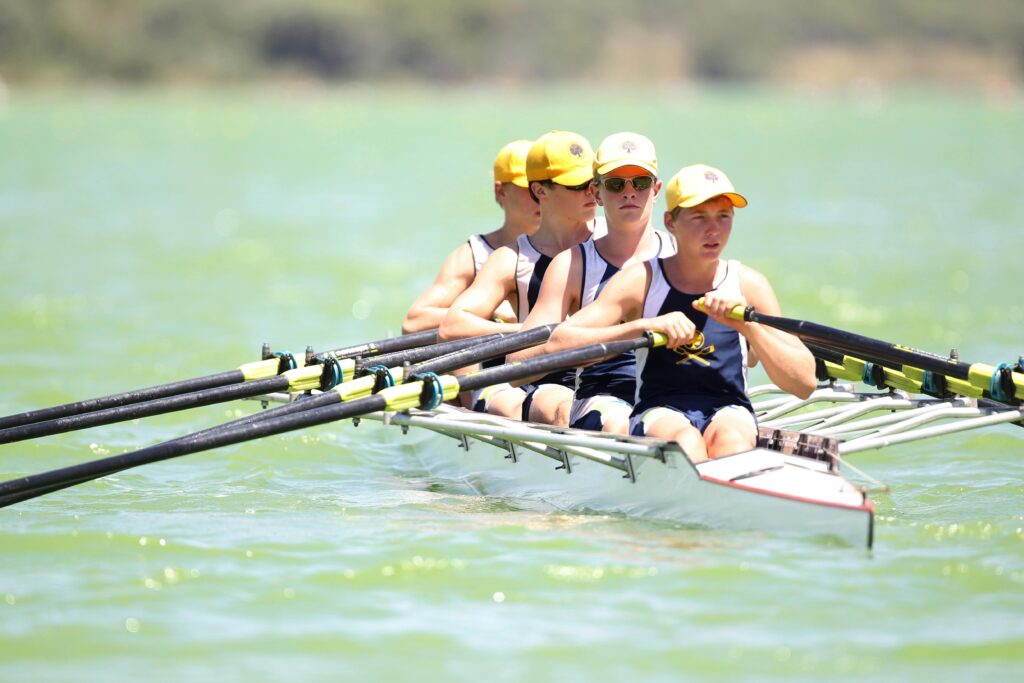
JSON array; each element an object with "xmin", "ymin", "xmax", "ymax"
[
  {"xmin": 599, "ymin": 175, "xmax": 655, "ymax": 193},
  {"xmin": 542, "ymin": 179, "xmax": 593, "ymax": 192}
]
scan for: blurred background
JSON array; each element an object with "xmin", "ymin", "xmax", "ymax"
[
  {"xmin": 1, "ymin": 0, "xmax": 1023, "ymax": 89},
  {"xmin": 2, "ymin": 4, "xmax": 1023, "ymax": 682}
]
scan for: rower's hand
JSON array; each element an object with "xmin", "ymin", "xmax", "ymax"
[
  {"xmin": 696, "ymin": 292, "xmax": 747, "ymax": 331},
  {"xmin": 642, "ymin": 311, "xmax": 697, "ymax": 350}
]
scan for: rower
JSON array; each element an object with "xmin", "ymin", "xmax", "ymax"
[
  {"xmin": 546, "ymin": 164, "xmax": 816, "ymax": 462},
  {"xmin": 401, "ymin": 139, "xmax": 540, "ymax": 334},
  {"xmin": 439, "ymin": 130, "xmax": 601, "ymax": 425},
  {"xmin": 508, "ymin": 132, "xmax": 675, "ymax": 434}
]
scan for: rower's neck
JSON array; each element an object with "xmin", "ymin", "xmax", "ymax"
[
  {"xmin": 596, "ymin": 221, "xmax": 656, "ymax": 267},
  {"xmin": 485, "ymin": 220, "xmax": 534, "ymax": 249},
  {"xmin": 530, "ymin": 217, "xmax": 592, "ymax": 255}
]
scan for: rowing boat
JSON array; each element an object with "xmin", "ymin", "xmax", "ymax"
[
  {"xmin": 2, "ymin": 310, "xmax": 1019, "ymax": 549},
  {"xmin": 278, "ymin": 393, "xmax": 874, "ymax": 546},
  {"xmin": 254, "ymin": 365, "xmax": 1023, "ymax": 549}
]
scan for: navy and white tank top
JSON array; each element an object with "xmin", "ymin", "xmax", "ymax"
[
  {"xmin": 633, "ymin": 258, "xmax": 752, "ymax": 414},
  {"xmin": 575, "ymin": 232, "xmax": 676, "ymax": 402},
  {"xmin": 513, "ymin": 232, "xmax": 579, "ymax": 388},
  {"xmin": 467, "ymin": 234, "xmax": 496, "ymax": 274}
]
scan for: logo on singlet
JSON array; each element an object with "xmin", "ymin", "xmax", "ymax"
[{"xmin": 672, "ymin": 330, "xmax": 715, "ymax": 366}]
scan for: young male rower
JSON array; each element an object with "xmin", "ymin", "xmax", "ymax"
[
  {"xmin": 439, "ymin": 130, "xmax": 601, "ymax": 424},
  {"xmin": 402, "ymin": 139, "xmax": 540, "ymax": 334},
  {"xmin": 508, "ymin": 132, "xmax": 675, "ymax": 434},
  {"xmin": 546, "ymin": 164, "xmax": 816, "ymax": 462}
]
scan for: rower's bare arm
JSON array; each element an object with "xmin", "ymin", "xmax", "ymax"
[
  {"xmin": 706, "ymin": 267, "xmax": 816, "ymax": 398},
  {"xmin": 402, "ymin": 243, "xmax": 476, "ymax": 334},
  {"xmin": 439, "ymin": 247, "xmax": 521, "ymax": 341},
  {"xmin": 507, "ymin": 249, "xmax": 581, "ymax": 363},
  {"xmin": 547, "ymin": 263, "xmax": 687, "ymax": 352}
]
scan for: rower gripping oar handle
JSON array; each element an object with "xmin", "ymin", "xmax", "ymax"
[{"xmin": 692, "ymin": 298, "xmax": 751, "ymax": 322}]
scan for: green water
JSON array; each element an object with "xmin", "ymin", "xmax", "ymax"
[{"xmin": 1, "ymin": 87, "xmax": 1022, "ymax": 682}]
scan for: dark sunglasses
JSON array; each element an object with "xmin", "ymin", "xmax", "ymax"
[
  {"xmin": 599, "ymin": 175, "xmax": 655, "ymax": 193},
  {"xmin": 543, "ymin": 179, "xmax": 593, "ymax": 192}
]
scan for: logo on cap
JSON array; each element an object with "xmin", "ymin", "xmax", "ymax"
[
  {"xmin": 569, "ymin": 143, "xmax": 584, "ymax": 158},
  {"xmin": 621, "ymin": 140, "xmax": 638, "ymax": 154},
  {"xmin": 704, "ymin": 171, "xmax": 719, "ymax": 183}
]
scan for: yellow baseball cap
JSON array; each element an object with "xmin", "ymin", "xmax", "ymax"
[
  {"xmin": 665, "ymin": 164, "xmax": 748, "ymax": 210},
  {"xmin": 594, "ymin": 132, "xmax": 658, "ymax": 176},
  {"xmin": 493, "ymin": 139, "xmax": 532, "ymax": 188},
  {"xmin": 526, "ymin": 131, "xmax": 595, "ymax": 185}
]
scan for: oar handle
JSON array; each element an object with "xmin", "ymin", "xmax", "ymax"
[{"xmin": 692, "ymin": 297, "xmax": 750, "ymax": 322}]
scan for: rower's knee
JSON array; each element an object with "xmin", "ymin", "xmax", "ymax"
[
  {"xmin": 601, "ymin": 409, "xmax": 631, "ymax": 436},
  {"xmin": 486, "ymin": 389, "xmax": 525, "ymax": 421},
  {"xmin": 704, "ymin": 411, "xmax": 757, "ymax": 458},
  {"xmin": 528, "ymin": 386, "xmax": 573, "ymax": 427},
  {"xmin": 705, "ymin": 429, "xmax": 755, "ymax": 459}
]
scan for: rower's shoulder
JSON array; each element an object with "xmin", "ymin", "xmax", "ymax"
[
  {"xmin": 474, "ymin": 242, "xmax": 519, "ymax": 280},
  {"xmin": 733, "ymin": 261, "xmax": 779, "ymax": 305},
  {"xmin": 732, "ymin": 260, "xmax": 767, "ymax": 285},
  {"xmin": 434, "ymin": 240, "xmax": 476, "ymax": 277}
]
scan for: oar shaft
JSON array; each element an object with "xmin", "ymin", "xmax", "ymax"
[
  {"xmin": 0, "ymin": 375, "xmax": 290, "ymax": 444},
  {"xmin": 0, "ymin": 370, "xmax": 244, "ymax": 431},
  {"xmin": 409, "ymin": 325, "xmax": 555, "ymax": 375},
  {"xmin": 317, "ymin": 328, "xmax": 438, "ymax": 361},
  {"xmin": 354, "ymin": 333, "xmax": 504, "ymax": 372},
  {"xmin": 0, "ymin": 332, "xmax": 664, "ymax": 508},
  {"xmin": 739, "ymin": 307, "xmax": 970, "ymax": 379},
  {"xmin": 455, "ymin": 336, "xmax": 653, "ymax": 393},
  {"xmin": 0, "ymin": 394, "xmax": 388, "ymax": 507},
  {"xmin": 184, "ymin": 327, "xmax": 557, "ymax": 440}
]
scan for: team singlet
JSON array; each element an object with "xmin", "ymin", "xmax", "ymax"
[
  {"xmin": 467, "ymin": 234, "xmax": 496, "ymax": 274},
  {"xmin": 575, "ymin": 232, "xmax": 676, "ymax": 402},
  {"xmin": 513, "ymin": 228, "xmax": 597, "ymax": 389},
  {"xmin": 633, "ymin": 258, "xmax": 753, "ymax": 415}
]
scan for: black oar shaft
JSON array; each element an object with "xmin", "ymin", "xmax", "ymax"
[
  {"xmin": 409, "ymin": 325, "xmax": 555, "ymax": 375},
  {"xmin": 354, "ymin": 333, "xmax": 503, "ymax": 372},
  {"xmin": 744, "ymin": 309, "xmax": 972, "ymax": 380},
  {"xmin": 0, "ymin": 375, "xmax": 291, "ymax": 444},
  {"xmin": 0, "ymin": 370, "xmax": 244, "ymax": 431},
  {"xmin": 0, "ymin": 332, "xmax": 661, "ymax": 508},
  {"xmin": 455, "ymin": 336, "xmax": 651, "ymax": 393},
  {"xmin": 187, "ymin": 327, "xmax": 557, "ymax": 438},
  {"xmin": 318, "ymin": 328, "xmax": 438, "ymax": 361},
  {"xmin": 0, "ymin": 394, "xmax": 388, "ymax": 507}
]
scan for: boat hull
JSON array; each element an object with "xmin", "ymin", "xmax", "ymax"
[{"xmin": 360, "ymin": 407, "xmax": 874, "ymax": 547}]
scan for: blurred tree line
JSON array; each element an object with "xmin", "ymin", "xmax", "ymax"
[{"xmin": 1, "ymin": 0, "xmax": 1022, "ymax": 86}]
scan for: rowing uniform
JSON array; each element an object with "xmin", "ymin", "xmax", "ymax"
[
  {"xmin": 467, "ymin": 233, "xmax": 495, "ymax": 274},
  {"xmin": 471, "ymin": 219, "xmax": 604, "ymax": 416},
  {"xmin": 569, "ymin": 231, "xmax": 676, "ymax": 430},
  {"xmin": 629, "ymin": 258, "xmax": 756, "ymax": 437},
  {"xmin": 511, "ymin": 219, "xmax": 603, "ymax": 420},
  {"xmin": 467, "ymin": 234, "xmax": 510, "ymax": 411}
]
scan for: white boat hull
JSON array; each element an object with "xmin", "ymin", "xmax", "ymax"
[{"xmin": 357, "ymin": 406, "xmax": 874, "ymax": 547}]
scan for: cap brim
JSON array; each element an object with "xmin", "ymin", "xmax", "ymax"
[
  {"xmin": 678, "ymin": 192, "xmax": 748, "ymax": 209},
  {"xmin": 595, "ymin": 160, "xmax": 658, "ymax": 177},
  {"xmin": 550, "ymin": 166, "xmax": 594, "ymax": 186},
  {"xmin": 510, "ymin": 176, "xmax": 529, "ymax": 188}
]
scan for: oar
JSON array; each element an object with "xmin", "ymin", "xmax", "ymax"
[
  {"xmin": 0, "ymin": 332, "xmax": 662, "ymax": 508},
  {"xmin": 175, "ymin": 325, "xmax": 557, "ymax": 439},
  {"xmin": 713, "ymin": 303, "xmax": 1023, "ymax": 405},
  {"xmin": 0, "ymin": 331, "xmax": 519, "ymax": 445},
  {"xmin": 0, "ymin": 328, "xmax": 439, "ymax": 431},
  {"xmin": 352, "ymin": 332, "xmax": 505, "ymax": 373}
]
